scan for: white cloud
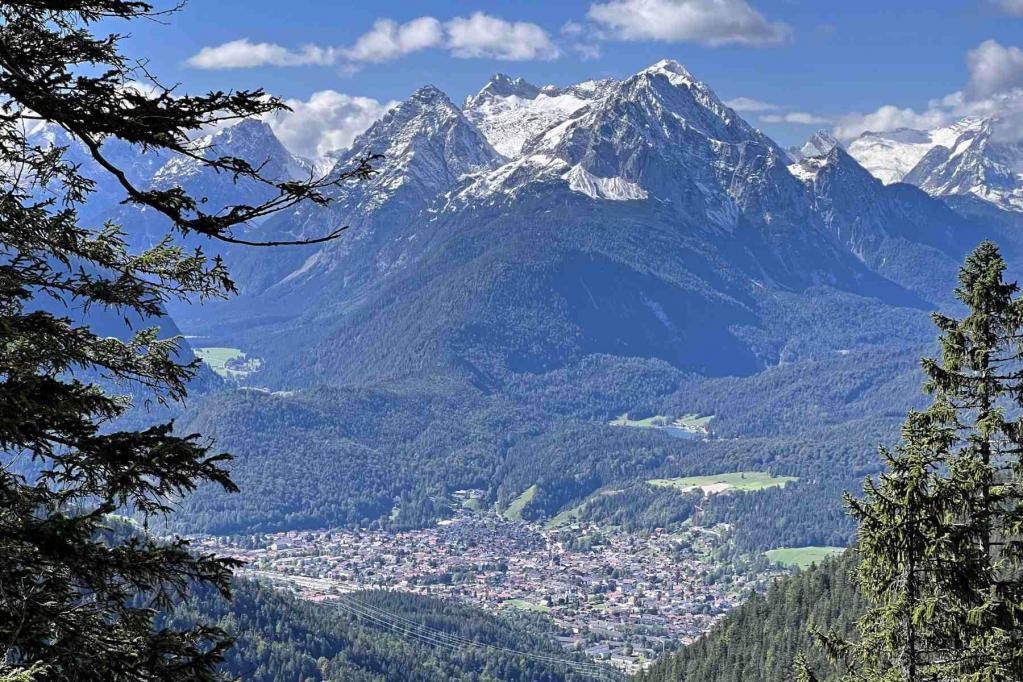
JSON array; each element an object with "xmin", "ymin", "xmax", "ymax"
[
  {"xmin": 561, "ymin": 21, "xmax": 585, "ymax": 36},
  {"xmin": 187, "ymin": 13, "xmax": 559, "ymax": 69},
  {"xmin": 828, "ymin": 40, "xmax": 1023, "ymax": 143},
  {"xmin": 760, "ymin": 111, "xmax": 831, "ymax": 125},
  {"xmin": 993, "ymin": 0, "xmax": 1023, "ymax": 15},
  {"xmin": 725, "ymin": 96, "xmax": 780, "ymax": 112},
  {"xmin": 966, "ymin": 40, "xmax": 1023, "ymax": 99},
  {"xmin": 832, "ymin": 105, "xmax": 949, "ymax": 141},
  {"xmin": 724, "ymin": 97, "xmax": 830, "ymax": 125},
  {"xmin": 266, "ymin": 91, "xmax": 396, "ymax": 162},
  {"xmin": 186, "ymin": 38, "xmax": 336, "ymax": 69},
  {"xmin": 446, "ymin": 13, "xmax": 560, "ymax": 60},
  {"xmin": 573, "ymin": 42, "xmax": 603, "ymax": 60},
  {"xmin": 343, "ymin": 17, "xmax": 444, "ymax": 62},
  {"xmin": 587, "ymin": 0, "xmax": 790, "ymax": 47}
]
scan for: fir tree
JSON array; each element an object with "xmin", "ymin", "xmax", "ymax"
[
  {"xmin": 0, "ymin": 2, "xmax": 372, "ymax": 680},
  {"xmin": 813, "ymin": 242, "xmax": 1023, "ymax": 681}
]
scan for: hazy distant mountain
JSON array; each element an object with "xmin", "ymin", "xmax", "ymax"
[{"xmin": 26, "ymin": 122, "xmax": 169, "ymax": 225}]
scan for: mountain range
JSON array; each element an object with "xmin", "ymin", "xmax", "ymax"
[{"xmin": 51, "ymin": 60, "xmax": 1023, "ymax": 545}]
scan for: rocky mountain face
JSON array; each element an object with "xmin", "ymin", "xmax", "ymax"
[
  {"xmin": 846, "ymin": 117, "xmax": 1023, "ymax": 212},
  {"xmin": 216, "ymin": 84, "xmax": 504, "ymax": 304},
  {"xmin": 788, "ymin": 146, "xmax": 982, "ymax": 303},
  {"xmin": 179, "ymin": 59, "xmax": 994, "ymax": 390}
]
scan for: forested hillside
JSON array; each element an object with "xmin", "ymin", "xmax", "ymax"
[
  {"xmin": 637, "ymin": 552, "xmax": 863, "ymax": 682},
  {"xmin": 171, "ymin": 343, "xmax": 926, "ymax": 551},
  {"xmin": 166, "ymin": 579, "xmax": 608, "ymax": 681}
]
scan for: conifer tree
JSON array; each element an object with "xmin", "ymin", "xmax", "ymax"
[
  {"xmin": 0, "ymin": 2, "xmax": 371, "ymax": 680},
  {"xmin": 813, "ymin": 242, "xmax": 1023, "ymax": 681}
]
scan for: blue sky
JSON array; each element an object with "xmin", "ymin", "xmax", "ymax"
[{"xmin": 117, "ymin": 0, "xmax": 1023, "ymax": 156}]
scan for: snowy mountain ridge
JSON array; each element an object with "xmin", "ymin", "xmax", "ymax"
[
  {"xmin": 841, "ymin": 116, "xmax": 1023, "ymax": 212},
  {"xmin": 845, "ymin": 118, "xmax": 986, "ymax": 185},
  {"xmin": 788, "ymin": 130, "xmax": 840, "ymax": 162},
  {"xmin": 463, "ymin": 73, "xmax": 616, "ymax": 158}
]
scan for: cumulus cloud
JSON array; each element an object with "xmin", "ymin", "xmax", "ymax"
[
  {"xmin": 446, "ymin": 13, "xmax": 560, "ymax": 60},
  {"xmin": 724, "ymin": 97, "xmax": 831, "ymax": 125},
  {"xmin": 993, "ymin": 0, "xmax": 1023, "ymax": 15},
  {"xmin": 187, "ymin": 13, "xmax": 558, "ymax": 70},
  {"xmin": 186, "ymin": 39, "xmax": 337, "ymax": 69},
  {"xmin": 265, "ymin": 91, "xmax": 396, "ymax": 162},
  {"xmin": 828, "ymin": 40, "xmax": 1023, "ymax": 142},
  {"xmin": 587, "ymin": 0, "xmax": 790, "ymax": 47},
  {"xmin": 966, "ymin": 40, "xmax": 1023, "ymax": 99},
  {"xmin": 725, "ymin": 96, "xmax": 781, "ymax": 112},
  {"xmin": 343, "ymin": 17, "xmax": 444, "ymax": 62},
  {"xmin": 832, "ymin": 105, "xmax": 949, "ymax": 141},
  {"xmin": 760, "ymin": 111, "xmax": 831, "ymax": 125}
]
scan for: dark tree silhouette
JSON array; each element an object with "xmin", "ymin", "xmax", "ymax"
[{"xmin": 0, "ymin": 2, "xmax": 372, "ymax": 680}]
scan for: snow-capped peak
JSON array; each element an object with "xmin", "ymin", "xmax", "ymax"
[
  {"xmin": 640, "ymin": 59, "xmax": 700, "ymax": 87},
  {"xmin": 154, "ymin": 118, "xmax": 309, "ymax": 187},
  {"xmin": 789, "ymin": 130, "xmax": 840, "ymax": 162},
  {"xmin": 846, "ymin": 117, "xmax": 987, "ymax": 185},
  {"xmin": 847, "ymin": 116, "xmax": 1023, "ymax": 212},
  {"xmin": 455, "ymin": 59, "xmax": 803, "ymax": 229},
  {"xmin": 463, "ymin": 74, "xmax": 613, "ymax": 159},
  {"xmin": 467, "ymin": 73, "xmax": 542, "ymax": 104},
  {"xmin": 316, "ymin": 84, "xmax": 500, "ymax": 216}
]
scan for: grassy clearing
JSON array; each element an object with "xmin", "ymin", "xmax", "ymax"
[
  {"xmin": 502, "ymin": 485, "xmax": 537, "ymax": 522},
  {"xmin": 647, "ymin": 471, "xmax": 798, "ymax": 495},
  {"xmin": 765, "ymin": 546, "xmax": 845, "ymax": 568},
  {"xmin": 503, "ymin": 599, "xmax": 550, "ymax": 613},
  {"xmin": 194, "ymin": 347, "xmax": 261, "ymax": 379}
]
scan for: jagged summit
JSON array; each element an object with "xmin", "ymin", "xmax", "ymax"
[
  {"xmin": 467, "ymin": 73, "xmax": 542, "ymax": 104},
  {"xmin": 639, "ymin": 58, "xmax": 700, "ymax": 86},
  {"xmin": 458, "ymin": 56, "xmax": 800, "ymax": 225},
  {"xmin": 463, "ymin": 72, "xmax": 611, "ymax": 158},
  {"xmin": 233, "ymin": 81, "xmax": 502, "ymax": 293},
  {"xmin": 790, "ymin": 145, "xmax": 878, "ymax": 187},
  {"xmin": 155, "ymin": 118, "xmax": 307, "ymax": 188},
  {"xmin": 902, "ymin": 119, "xmax": 1023, "ymax": 212},
  {"xmin": 217, "ymin": 117, "xmax": 276, "ymax": 141},
  {"xmin": 406, "ymin": 84, "xmax": 452, "ymax": 106},
  {"xmin": 789, "ymin": 130, "xmax": 840, "ymax": 162}
]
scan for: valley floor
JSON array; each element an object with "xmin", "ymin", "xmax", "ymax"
[{"xmin": 198, "ymin": 511, "xmax": 787, "ymax": 674}]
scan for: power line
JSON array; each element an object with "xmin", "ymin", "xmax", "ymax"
[
  {"xmin": 332, "ymin": 593, "xmax": 628, "ymax": 681},
  {"xmin": 335, "ymin": 595, "xmax": 614, "ymax": 677}
]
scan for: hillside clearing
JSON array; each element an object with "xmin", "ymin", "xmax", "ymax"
[
  {"xmin": 502, "ymin": 485, "xmax": 537, "ymax": 521},
  {"xmin": 648, "ymin": 471, "xmax": 798, "ymax": 495},
  {"xmin": 194, "ymin": 347, "xmax": 262, "ymax": 379},
  {"xmin": 766, "ymin": 546, "xmax": 845, "ymax": 568}
]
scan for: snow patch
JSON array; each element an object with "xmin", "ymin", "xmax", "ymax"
[
  {"xmin": 563, "ymin": 166, "xmax": 648, "ymax": 201},
  {"xmin": 847, "ymin": 117, "xmax": 986, "ymax": 185}
]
